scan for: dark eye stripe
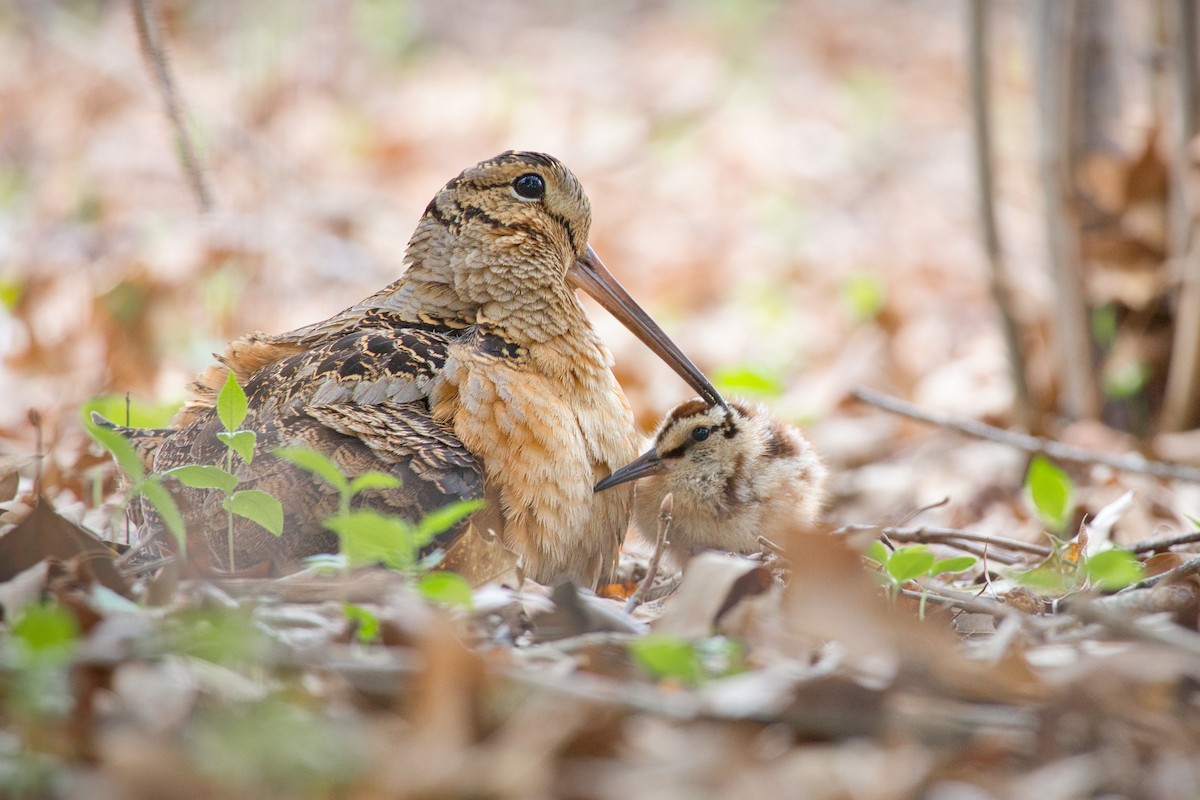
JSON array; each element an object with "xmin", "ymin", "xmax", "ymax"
[{"xmin": 662, "ymin": 443, "xmax": 689, "ymax": 459}]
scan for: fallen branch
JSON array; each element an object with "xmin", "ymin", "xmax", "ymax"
[
  {"xmin": 1130, "ymin": 529, "xmax": 1200, "ymax": 554},
  {"xmin": 131, "ymin": 0, "xmax": 214, "ymax": 211},
  {"xmin": 1121, "ymin": 554, "xmax": 1200, "ymax": 592},
  {"xmin": 852, "ymin": 386, "xmax": 1200, "ymax": 483},
  {"xmin": 897, "ymin": 586, "xmax": 1022, "ymax": 619},
  {"xmin": 1062, "ymin": 596, "xmax": 1200, "ymax": 659},
  {"xmin": 625, "ymin": 493, "xmax": 673, "ymax": 614},
  {"xmin": 837, "ymin": 523, "xmax": 1052, "ymax": 558}
]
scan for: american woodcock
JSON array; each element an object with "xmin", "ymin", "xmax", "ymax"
[
  {"xmin": 594, "ymin": 400, "xmax": 826, "ymax": 566},
  {"xmin": 100, "ymin": 152, "xmax": 725, "ymax": 587}
]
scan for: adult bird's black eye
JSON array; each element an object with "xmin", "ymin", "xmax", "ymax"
[
  {"xmin": 691, "ymin": 427, "xmax": 711, "ymax": 442},
  {"xmin": 513, "ymin": 173, "xmax": 546, "ymax": 200}
]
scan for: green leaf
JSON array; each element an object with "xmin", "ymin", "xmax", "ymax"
[
  {"xmin": 140, "ymin": 478, "xmax": 187, "ymax": 555},
  {"xmin": 1083, "ymin": 549, "xmax": 1145, "ymax": 591},
  {"xmin": 415, "ymin": 499, "xmax": 485, "ymax": 542},
  {"xmin": 163, "ymin": 465, "xmax": 238, "ymax": 495},
  {"xmin": 86, "ymin": 422, "xmax": 145, "ymax": 483},
  {"xmin": 628, "ymin": 635, "xmax": 704, "ymax": 685},
  {"xmin": 866, "ymin": 539, "xmax": 891, "ymax": 566},
  {"xmin": 1011, "ymin": 562, "xmax": 1074, "ymax": 595},
  {"xmin": 223, "ymin": 490, "xmax": 283, "ymax": 537},
  {"xmin": 1090, "ymin": 304, "xmax": 1118, "ymax": 349},
  {"xmin": 0, "ymin": 274, "xmax": 24, "ymax": 311},
  {"xmin": 841, "ymin": 272, "xmax": 886, "ymax": 323},
  {"xmin": 187, "ymin": 697, "xmax": 368, "ymax": 792},
  {"xmin": 348, "ymin": 471, "xmax": 402, "ymax": 497},
  {"xmin": 711, "ymin": 365, "xmax": 785, "ymax": 399},
  {"xmin": 694, "ymin": 636, "xmax": 746, "ymax": 678},
  {"xmin": 217, "ymin": 430, "xmax": 257, "ymax": 464},
  {"xmin": 930, "ymin": 556, "xmax": 977, "ymax": 576},
  {"xmin": 165, "ymin": 607, "xmax": 267, "ymax": 665},
  {"xmin": 886, "ymin": 546, "xmax": 935, "ymax": 582},
  {"xmin": 303, "ymin": 554, "xmax": 348, "ymax": 574},
  {"xmin": 343, "ymin": 604, "xmax": 381, "ymax": 643},
  {"xmin": 1186, "ymin": 514, "xmax": 1200, "ymax": 530},
  {"xmin": 12, "ymin": 604, "xmax": 79, "ymax": 657},
  {"xmin": 1103, "ymin": 360, "xmax": 1149, "ymax": 401},
  {"xmin": 325, "ymin": 510, "xmax": 419, "ymax": 570},
  {"xmin": 418, "ymin": 572, "xmax": 473, "ymax": 610},
  {"xmin": 1026, "ymin": 455, "xmax": 1073, "ymax": 532},
  {"xmin": 274, "ymin": 446, "xmax": 349, "ymax": 495},
  {"xmin": 216, "ymin": 371, "xmax": 248, "ymax": 433}
]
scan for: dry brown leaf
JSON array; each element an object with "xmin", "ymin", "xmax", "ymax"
[
  {"xmin": 0, "ymin": 499, "xmax": 129, "ymax": 597},
  {"xmin": 653, "ymin": 553, "xmax": 774, "ymax": 639}
]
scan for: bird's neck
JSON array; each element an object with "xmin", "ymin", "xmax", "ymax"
[
  {"xmin": 362, "ymin": 270, "xmax": 476, "ymax": 330},
  {"xmin": 482, "ymin": 290, "xmax": 614, "ymax": 382}
]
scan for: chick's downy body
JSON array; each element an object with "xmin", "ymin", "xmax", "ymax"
[{"xmin": 597, "ymin": 400, "xmax": 826, "ymax": 565}]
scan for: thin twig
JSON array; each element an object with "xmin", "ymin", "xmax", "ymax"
[
  {"xmin": 114, "ymin": 524, "xmax": 165, "ymax": 569},
  {"xmin": 120, "ymin": 555, "xmax": 177, "ymax": 578},
  {"xmin": 756, "ymin": 535, "xmax": 787, "ymax": 558},
  {"xmin": 1130, "ymin": 529, "xmax": 1200, "ymax": 554},
  {"xmin": 1121, "ymin": 554, "xmax": 1200, "ymax": 592},
  {"xmin": 893, "ymin": 496, "xmax": 950, "ymax": 527},
  {"xmin": 1062, "ymin": 595, "xmax": 1200, "ymax": 658},
  {"xmin": 896, "ymin": 586, "xmax": 1030, "ymax": 621},
  {"xmin": 131, "ymin": 0, "xmax": 214, "ymax": 212},
  {"xmin": 837, "ymin": 523, "xmax": 1053, "ymax": 558},
  {"xmin": 968, "ymin": 0, "xmax": 1033, "ymax": 425},
  {"xmin": 28, "ymin": 409, "xmax": 42, "ymax": 495},
  {"xmin": 853, "ymin": 386, "xmax": 1200, "ymax": 483},
  {"xmin": 624, "ymin": 493, "xmax": 673, "ymax": 615}
]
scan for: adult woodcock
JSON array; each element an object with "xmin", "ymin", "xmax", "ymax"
[
  {"xmin": 101, "ymin": 152, "xmax": 725, "ymax": 588},
  {"xmin": 594, "ymin": 400, "xmax": 826, "ymax": 566}
]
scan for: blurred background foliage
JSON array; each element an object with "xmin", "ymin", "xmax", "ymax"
[{"xmin": 2, "ymin": 0, "xmax": 1199, "ymax": 529}]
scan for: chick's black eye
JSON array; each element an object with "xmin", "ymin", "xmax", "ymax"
[
  {"xmin": 513, "ymin": 173, "xmax": 545, "ymax": 200},
  {"xmin": 691, "ymin": 427, "xmax": 711, "ymax": 442}
]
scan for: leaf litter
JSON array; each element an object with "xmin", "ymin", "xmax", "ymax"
[{"xmin": 3, "ymin": 2, "xmax": 1200, "ymax": 798}]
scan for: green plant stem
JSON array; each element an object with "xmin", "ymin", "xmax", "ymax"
[{"xmin": 226, "ymin": 447, "xmax": 235, "ymax": 573}]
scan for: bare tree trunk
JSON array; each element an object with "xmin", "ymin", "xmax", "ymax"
[
  {"xmin": 968, "ymin": 0, "xmax": 1033, "ymax": 428},
  {"xmin": 1163, "ymin": 0, "xmax": 1200, "ymax": 431},
  {"xmin": 1032, "ymin": 0, "xmax": 1102, "ymax": 420}
]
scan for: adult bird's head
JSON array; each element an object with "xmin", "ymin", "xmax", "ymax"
[{"xmin": 405, "ymin": 150, "xmax": 726, "ymax": 408}]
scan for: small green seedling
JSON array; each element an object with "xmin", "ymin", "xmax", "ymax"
[
  {"xmin": 1026, "ymin": 455, "xmax": 1073, "ymax": 534},
  {"xmin": 162, "ymin": 371, "xmax": 282, "ymax": 571},
  {"xmin": 628, "ymin": 634, "xmax": 745, "ymax": 686},
  {"xmin": 867, "ymin": 541, "xmax": 976, "ymax": 586},
  {"xmin": 87, "ymin": 417, "xmax": 188, "ymax": 555},
  {"xmin": 275, "ymin": 445, "xmax": 482, "ymax": 577},
  {"xmin": 1014, "ymin": 540, "xmax": 1145, "ymax": 594},
  {"xmin": 867, "ymin": 541, "xmax": 977, "ymax": 617},
  {"xmin": 342, "ymin": 604, "xmax": 381, "ymax": 644}
]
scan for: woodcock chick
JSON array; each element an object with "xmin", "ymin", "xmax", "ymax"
[
  {"xmin": 101, "ymin": 152, "xmax": 725, "ymax": 588},
  {"xmin": 594, "ymin": 400, "xmax": 826, "ymax": 566}
]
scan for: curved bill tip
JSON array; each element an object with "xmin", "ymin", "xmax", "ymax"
[{"xmin": 570, "ymin": 245, "xmax": 728, "ymax": 410}]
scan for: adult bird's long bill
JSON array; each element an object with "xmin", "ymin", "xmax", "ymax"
[
  {"xmin": 569, "ymin": 245, "xmax": 726, "ymax": 410},
  {"xmin": 593, "ymin": 447, "xmax": 666, "ymax": 493}
]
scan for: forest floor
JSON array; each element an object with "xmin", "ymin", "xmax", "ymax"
[{"xmin": 2, "ymin": 2, "xmax": 1200, "ymax": 798}]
